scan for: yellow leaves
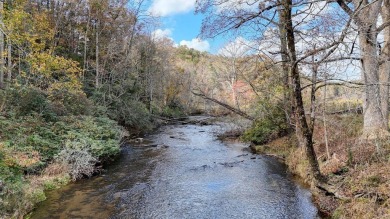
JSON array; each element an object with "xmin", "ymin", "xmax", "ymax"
[
  {"xmin": 0, "ymin": 143, "xmax": 15, "ymax": 167},
  {"xmin": 176, "ymin": 67, "xmax": 185, "ymax": 74},
  {"xmin": 4, "ymin": 0, "xmax": 54, "ymax": 51},
  {"xmin": 165, "ymin": 82, "xmax": 182, "ymax": 103},
  {"xmin": 3, "ymin": 1, "xmax": 84, "ymax": 96},
  {"xmin": 28, "ymin": 52, "xmax": 81, "ymax": 76},
  {"xmin": 27, "ymin": 52, "xmax": 82, "ymax": 92},
  {"xmin": 89, "ymin": 0, "xmax": 110, "ymax": 15}
]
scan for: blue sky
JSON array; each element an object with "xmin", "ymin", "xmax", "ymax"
[
  {"xmin": 147, "ymin": 0, "xmax": 226, "ymax": 53},
  {"xmin": 144, "ymin": 0, "xmax": 362, "ymax": 81}
]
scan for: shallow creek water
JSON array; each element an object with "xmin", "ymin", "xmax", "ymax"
[{"xmin": 31, "ymin": 117, "xmax": 318, "ymax": 219}]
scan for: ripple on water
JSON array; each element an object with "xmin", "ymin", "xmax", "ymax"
[{"xmin": 31, "ymin": 119, "xmax": 318, "ymax": 219}]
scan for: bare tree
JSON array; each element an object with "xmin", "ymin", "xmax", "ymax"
[
  {"xmin": 7, "ymin": 37, "xmax": 11, "ymax": 84},
  {"xmin": 198, "ymin": 0, "xmax": 323, "ymax": 181},
  {"xmin": 336, "ymin": 0, "xmax": 390, "ymax": 136},
  {"xmin": 95, "ymin": 19, "xmax": 99, "ymax": 88},
  {"xmin": 0, "ymin": 1, "xmax": 4, "ymax": 89},
  {"xmin": 379, "ymin": 0, "xmax": 390, "ymax": 132}
]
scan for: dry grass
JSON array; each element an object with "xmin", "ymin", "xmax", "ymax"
[
  {"xmin": 2, "ymin": 163, "xmax": 71, "ymax": 219},
  {"xmin": 253, "ymin": 135, "xmax": 297, "ymax": 158},
  {"xmin": 332, "ymin": 161, "xmax": 390, "ymax": 218},
  {"xmin": 286, "ymin": 147, "xmax": 313, "ymax": 183},
  {"xmin": 315, "ymin": 115, "xmax": 390, "ymax": 218},
  {"xmin": 253, "ymin": 114, "xmax": 390, "ymax": 218},
  {"xmin": 43, "ymin": 162, "xmax": 69, "ymax": 176}
]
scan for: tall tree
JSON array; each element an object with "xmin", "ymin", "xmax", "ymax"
[
  {"xmin": 7, "ymin": 37, "xmax": 11, "ymax": 85},
  {"xmin": 0, "ymin": 1, "xmax": 4, "ymax": 89},
  {"xmin": 281, "ymin": 0, "xmax": 322, "ymax": 180},
  {"xmin": 380, "ymin": 0, "xmax": 390, "ymax": 132},
  {"xmin": 336, "ymin": 0, "xmax": 390, "ymax": 136},
  {"xmin": 195, "ymin": 0, "xmax": 353, "ymax": 182},
  {"xmin": 95, "ymin": 19, "xmax": 100, "ymax": 88}
]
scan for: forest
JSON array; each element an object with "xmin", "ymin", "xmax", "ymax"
[{"xmin": 0, "ymin": 0, "xmax": 389, "ymax": 218}]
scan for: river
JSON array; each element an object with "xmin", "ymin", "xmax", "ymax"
[{"xmin": 31, "ymin": 117, "xmax": 318, "ymax": 219}]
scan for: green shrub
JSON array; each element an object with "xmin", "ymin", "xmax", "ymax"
[
  {"xmin": 0, "ymin": 115, "xmax": 60, "ymax": 170},
  {"xmin": 0, "ymin": 82, "xmax": 126, "ymax": 218},
  {"xmin": 1, "ymin": 86, "xmax": 92, "ymax": 121},
  {"xmin": 148, "ymin": 99, "xmax": 186, "ymax": 119},
  {"xmin": 55, "ymin": 116, "xmax": 121, "ymax": 180},
  {"xmin": 60, "ymin": 116, "xmax": 121, "ymax": 158},
  {"xmin": 160, "ymin": 106, "xmax": 185, "ymax": 118},
  {"xmin": 43, "ymin": 175, "xmax": 70, "ymax": 190},
  {"xmin": 0, "ymin": 114, "xmax": 121, "ymax": 217},
  {"xmin": 18, "ymin": 88, "xmax": 49, "ymax": 116},
  {"xmin": 0, "ymin": 115, "xmax": 120, "ymax": 173},
  {"xmin": 0, "ymin": 146, "xmax": 25, "ymax": 217},
  {"xmin": 242, "ymin": 104, "xmax": 290, "ymax": 145},
  {"xmin": 48, "ymin": 89, "xmax": 91, "ymax": 116},
  {"xmin": 107, "ymin": 99, "xmax": 153, "ymax": 131},
  {"xmin": 0, "ymin": 87, "xmax": 58, "ymax": 121}
]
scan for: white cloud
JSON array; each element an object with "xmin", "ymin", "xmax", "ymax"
[
  {"xmin": 218, "ymin": 37, "xmax": 255, "ymax": 57},
  {"xmin": 216, "ymin": 0, "xmax": 259, "ymax": 13},
  {"xmin": 293, "ymin": 1, "xmax": 328, "ymax": 25},
  {"xmin": 149, "ymin": 0, "xmax": 195, "ymax": 16},
  {"xmin": 179, "ymin": 38, "xmax": 210, "ymax": 52},
  {"xmin": 152, "ymin": 28, "xmax": 173, "ymax": 41}
]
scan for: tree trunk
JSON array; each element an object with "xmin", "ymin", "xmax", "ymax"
[
  {"xmin": 361, "ymin": 34, "xmax": 386, "ymax": 133},
  {"xmin": 355, "ymin": 0, "xmax": 388, "ymax": 136},
  {"xmin": 0, "ymin": 2, "xmax": 4, "ymax": 89},
  {"xmin": 309, "ymin": 48, "xmax": 318, "ymax": 131},
  {"xmin": 323, "ymin": 77, "xmax": 331, "ymax": 160},
  {"xmin": 7, "ymin": 37, "xmax": 11, "ymax": 85},
  {"xmin": 192, "ymin": 91, "xmax": 254, "ymax": 121},
  {"xmin": 95, "ymin": 20, "xmax": 99, "ymax": 88},
  {"xmin": 277, "ymin": 6, "xmax": 292, "ymax": 124},
  {"xmin": 231, "ymin": 58, "xmax": 239, "ymax": 109},
  {"xmin": 336, "ymin": 0, "xmax": 387, "ymax": 137},
  {"xmin": 379, "ymin": 0, "xmax": 390, "ymax": 131},
  {"xmin": 282, "ymin": 0, "xmax": 323, "ymax": 182},
  {"xmin": 83, "ymin": 8, "xmax": 91, "ymax": 81}
]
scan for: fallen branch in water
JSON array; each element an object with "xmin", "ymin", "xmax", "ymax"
[
  {"xmin": 192, "ymin": 91, "xmax": 254, "ymax": 121},
  {"xmin": 151, "ymin": 115, "xmax": 189, "ymax": 121}
]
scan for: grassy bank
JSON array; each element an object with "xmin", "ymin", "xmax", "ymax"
[
  {"xmin": 0, "ymin": 86, "xmax": 127, "ymax": 218},
  {"xmin": 249, "ymin": 114, "xmax": 390, "ymax": 218},
  {"xmin": 0, "ymin": 114, "xmax": 123, "ymax": 218}
]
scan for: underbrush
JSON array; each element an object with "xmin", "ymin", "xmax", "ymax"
[
  {"xmin": 0, "ymin": 87, "xmax": 122, "ymax": 218},
  {"xmin": 241, "ymin": 103, "xmax": 290, "ymax": 144},
  {"xmin": 152, "ymin": 100, "xmax": 187, "ymax": 119}
]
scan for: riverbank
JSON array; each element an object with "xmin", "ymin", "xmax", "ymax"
[
  {"xmin": 249, "ymin": 114, "xmax": 390, "ymax": 218},
  {"xmin": 0, "ymin": 110, "xmax": 196, "ymax": 218},
  {"xmin": 0, "ymin": 114, "xmax": 123, "ymax": 218}
]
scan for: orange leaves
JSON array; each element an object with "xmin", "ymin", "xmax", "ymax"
[
  {"xmin": 11, "ymin": 150, "xmax": 42, "ymax": 169},
  {"xmin": 0, "ymin": 143, "xmax": 41, "ymax": 169}
]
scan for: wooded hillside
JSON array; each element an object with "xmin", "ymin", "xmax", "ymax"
[{"xmin": 0, "ymin": 0, "xmax": 390, "ymax": 218}]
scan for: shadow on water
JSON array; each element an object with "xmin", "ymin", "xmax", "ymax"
[{"xmin": 31, "ymin": 118, "xmax": 318, "ymax": 219}]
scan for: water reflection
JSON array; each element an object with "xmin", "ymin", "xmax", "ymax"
[{"xmin": 31, "ymin": 121, "xmax": 317, "ymax": 219}]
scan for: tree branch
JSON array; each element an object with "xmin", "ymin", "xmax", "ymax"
[{"xmin": 191, "ymin": 91, "xmax": 254, "ymax": 120}]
